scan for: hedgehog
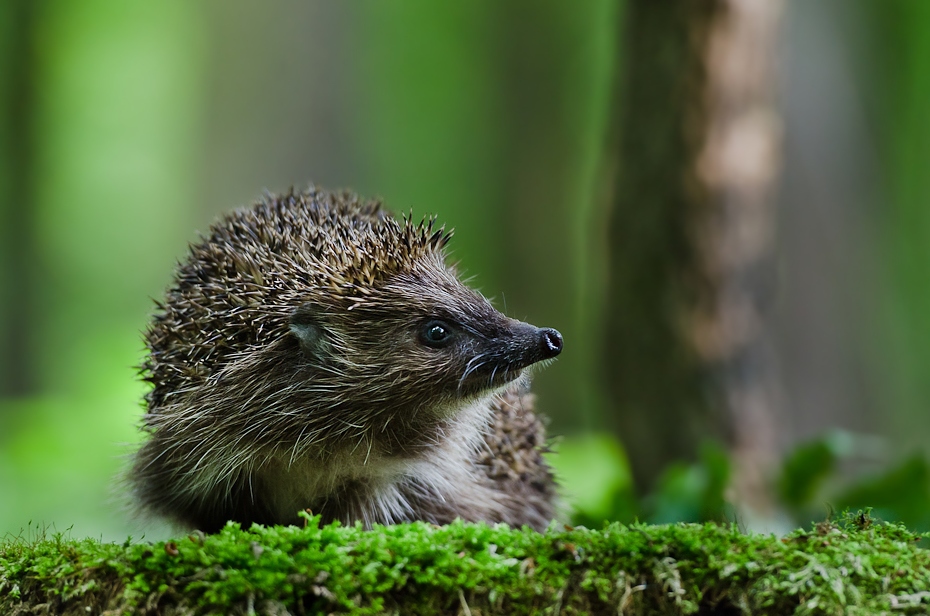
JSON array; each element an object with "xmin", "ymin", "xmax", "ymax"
[{"xmin": 129, "ymin": 187, "xmax": 563, "ymax": 533}]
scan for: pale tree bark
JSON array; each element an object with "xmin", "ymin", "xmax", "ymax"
[
  {"xmin": 605, "ymin": 0, "xmax": 783, "ymax": 512},
  {"xmin": 693, "ymin": 0, "xmax": 784, "ymax": 518}
]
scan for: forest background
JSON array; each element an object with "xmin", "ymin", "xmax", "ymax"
[{"xmin": 1, "ymin": 0, "xmax": 929, "ymax": 541}]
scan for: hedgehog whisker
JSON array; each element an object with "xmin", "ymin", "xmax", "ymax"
[{"xmin": 458, "ymin": 353, "xmax": 491, "ymax": 393}]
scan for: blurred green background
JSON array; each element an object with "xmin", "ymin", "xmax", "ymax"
[{"xmin": 2, "ymin": 0, "xmax": 930, "ymax": 540}]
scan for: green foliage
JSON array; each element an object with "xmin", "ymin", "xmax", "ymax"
[
  {"xmin": 647, "ymin": 443, "xmax": 732, "ymax": 525},
  {"xmin": 779, "ymin": 436, "xmax": 930, "ymax": 532},
  {"xmin": 554, "ymin": 431, "xmax": 930, "ymax": 536},
  {"xmin": 552, "ymin": 436, "xmax": 734, "ymax": 527},
  {"xmin": 778, "ymin": 438, "xmax": 839, "ymax": 511},
  {"xmin": 549, "ymin": 433, "xmax": 636, "ymax": 525},
  {"xmin": 835, "ymin": 456, "xmax": 930, "ymax": 532},
  {"xmin": 3, "ymin": 512, "xmax": 930, "ymax": 615}
]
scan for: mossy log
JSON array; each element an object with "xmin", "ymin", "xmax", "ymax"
[{"xmin": 2, "ymin": 513, "xmax": 929, "ymax": 615}]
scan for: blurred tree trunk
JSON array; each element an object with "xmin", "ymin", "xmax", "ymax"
[
  {"xmin": 605, "ymin": 0, "xmax": 783, "ymax": 506},
  {"xmin": 871, "ymin": 1, "xmax": 930, "ymax": 451},
  {"xmin": 495, "ymin": 0, "xmax": 615, "ymax": 432},
  {"xmin": 0, "ymin": 0, "xmax": 39, "ymax": 398},
  {"xmin": 495, "ymin": 2, "xmax": 578, "ymax": 430}
]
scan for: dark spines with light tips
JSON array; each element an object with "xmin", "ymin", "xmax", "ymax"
[{"xmin": 131, "ymin": 186, "xmax": 561, "ymax": 533}]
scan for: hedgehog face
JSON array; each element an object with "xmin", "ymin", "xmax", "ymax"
[
  {"xmin": 392, "ymin": 273, "xmax": 562, "ymax": 405},
  {"xmin": 288, "ymin": 261, "xmax": 562, "ymax": 420}
]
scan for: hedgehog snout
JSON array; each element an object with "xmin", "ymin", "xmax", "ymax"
[{"xmin": 503, "ymin": 322, "xmax": 563, "ymax": 369}]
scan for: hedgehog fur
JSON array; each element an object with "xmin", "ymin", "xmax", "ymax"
[{"xmin": 130, "ymin": 187, "xmax": 562, "ymax": 532}]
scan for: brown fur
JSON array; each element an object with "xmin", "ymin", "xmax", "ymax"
[{"xmin": 130, "ymin": 187, "xmax": 561, "ymax": 532}]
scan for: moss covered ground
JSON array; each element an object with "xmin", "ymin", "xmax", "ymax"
[{"xmin": 1, "ymin": 512, "xmax": 929, "ymax": 615}]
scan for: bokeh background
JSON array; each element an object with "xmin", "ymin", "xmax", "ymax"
[{"xmin": 2, "ymin": 0, "xmax": 930, "ymax": 541}]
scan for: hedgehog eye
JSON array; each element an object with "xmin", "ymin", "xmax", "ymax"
[{"xmin": 419, "ymin": 319, "xmax": 455, "ymax": 348}]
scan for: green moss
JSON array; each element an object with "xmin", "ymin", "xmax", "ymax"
[{"xmin": 2, "ymin": 512, "xmax": 930, "ymax": 615}]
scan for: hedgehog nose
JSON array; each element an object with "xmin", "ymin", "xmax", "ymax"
[{"xmin": 539, "ymin": 328, "xmax": 563, "ymax": 358}]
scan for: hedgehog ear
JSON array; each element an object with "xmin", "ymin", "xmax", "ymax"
[{"xmin": 289, "ymin": 303, "xmax": 330, "ymax": 360}]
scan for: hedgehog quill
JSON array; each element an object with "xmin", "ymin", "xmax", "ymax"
[{"xmin": 130, "ymin": 187, "xmax": 562, "ymax": 532}]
